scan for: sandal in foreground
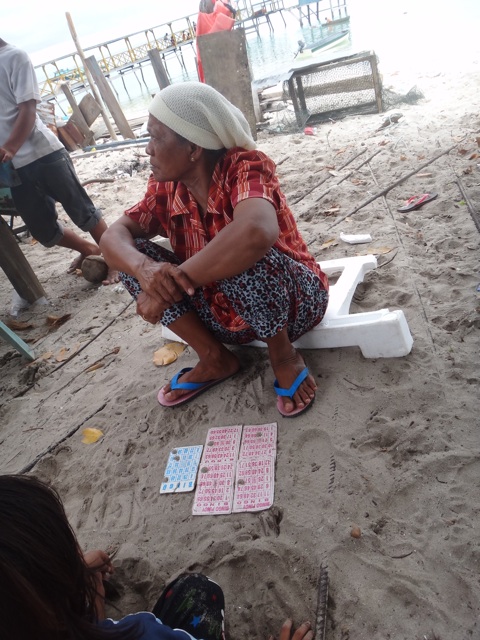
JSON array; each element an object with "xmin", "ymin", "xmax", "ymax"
[
  {"xmin": 274, "ymin": 366, "xmax": 315, "ymax": 418},
  {"xmin": 397, "ymin": 192, "xmax": 438, "ymax": 212},
  {"xmin": 157, "ymin": 367, "xmax": 235, "ymax": 407}
]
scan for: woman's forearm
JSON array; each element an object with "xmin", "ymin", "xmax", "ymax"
[
  {"xmin": 181, "ymin": 198, "xmax": 279, "ymax": 287},
  {"xmin": 99, "ymin": 218, "xmax": 151, "ymax": 277}
]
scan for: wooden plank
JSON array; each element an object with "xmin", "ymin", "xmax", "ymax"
[
  {"xmin": 369, "ymin": 54, "xmax": 383, "ymax": 113},
  {"xmin": 295, "ymin": 76, "xmax": 307, "ymax": 111},
  {"xmin": 147, "ymin": 48, "xmax": 170, "ymax": 90},
  {"xmin": 79, "ymin": 93, "xmax": 102, "ymax": 126},
  {"xmin": 85, "ymin": 56, "xmax": 135, "ymax": 139},
  {"xmin": 57, "ymin": 120, "xmax": 86, "ymax": 151},
  {"xmin": 60, "ymin": 83, "xmax": 95, "ymax": 145},
  {"xmin": 66, "ymin": 12, "xmax": 118, "ymax": 140},
  {"xmin": 0, "ymin": 216, "xmax": 46, "ymax": 303},
  {"xmin": 288, "ymin": 77, "xmax": 304, "ymax": 127},
  {"xmin": 0, "ymin": 320, "xmax": 35, "ymax": 361},
  {"xmin": 290, "ymin": 51, "xmax": 375, "ymax": 78}
]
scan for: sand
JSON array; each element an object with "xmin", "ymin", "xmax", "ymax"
[{"xmin": 1, "ymin": 61, "xmax": 479, "ymax": 640}]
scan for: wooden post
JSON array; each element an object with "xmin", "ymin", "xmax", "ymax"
[
  {"xmin": 60, "ymin": 83, "xmax": 96, "ymax": 145},
  {"xmin": 85, "ymin": 56, "xmax": 135, "ymax": 139},
  {"xmin": 0, "ymin": 216, "xmax": 46, "ymax": 303},
  {"xmin": 295, "ymin": 76, "xmax": 307, "ymax": 112},
  {"xmin": 370, "ymin": 54, "xmax": 384, "ymax": 113},
  {"xmin": 288, "ymin": 76, "xmax": 303, "ymax": 127},
  {"xmin": 147, "ymin": 48, "xmax": 170, "ymax": 90},
  {"xmin": 65, "ymin": 12, "xmax": 118, "ymax": 140}
]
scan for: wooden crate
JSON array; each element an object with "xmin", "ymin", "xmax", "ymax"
[{"xmin": 287, "ymin": 50, "xmax": 383, "ymax": 128}]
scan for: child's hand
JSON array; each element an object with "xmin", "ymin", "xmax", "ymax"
[
  {"xmin": 269, "ymin": 619, "xmax": 315, "ymax": 640},
  {"xmin": 83, "ymin": 549, "xmax": 114, "ymax": 576},
  {"xmin": 83, "ymin": 550, "xmax": 113, "ymax": 620}
]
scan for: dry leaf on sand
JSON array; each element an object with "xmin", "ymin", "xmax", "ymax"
[
  {"xmin": 6, "ymin": 319, "xmax": 34, "ymax": 331},
  {"xmin": 55, "ymin": 344, "xmax": 81, "ymax": 362},
  {"xmin": 81, "ymin": 428, "xmax": 103, "ymax": 444},
  {"xmin": 28, "ymin": 351, "xmax": 54, "ymax": 366},
  {"xmin": 319, "ymin": 238, "xmax": 338, "ymax": 250},
  {"xmin": 153, "ymin": 342, "xmax": 186, "ymax": 366},
  {"xmin": 46, "ymin": 314, "xmax": 71, "ymax": 328},
  {"xmin": 85, "ymin": 362, "xmax": 105, "ymax": 373},
  {"xmin": 356, "ymin": 246, "xmax": 394, "ymax": 256}
]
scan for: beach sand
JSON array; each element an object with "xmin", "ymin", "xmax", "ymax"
[{"xmin": 1, "ymin": 61, "xmax": 479, "ymax": 639}]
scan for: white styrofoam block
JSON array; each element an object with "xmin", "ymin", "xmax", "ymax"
[
  {"xmin": 319, "ymin": 254, "xmax": 377, "ymax": 319},
  {"xmin": 162, "ymin": 325, "xmax": 187, "ymax": 344},
  {"xmin": 161, "ymin": 255, "xmax": 414, "ymax": 358}
]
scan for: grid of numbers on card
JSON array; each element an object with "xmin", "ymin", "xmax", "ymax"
[
  {"xmin": 160, "ymin": 445, "xmax": 203, "ymax": 494},
  {"xmin": 192, "ymin": 461, "xmax": 236, "ymax": 515}
]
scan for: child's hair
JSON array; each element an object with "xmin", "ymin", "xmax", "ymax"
[{"xmin": 0, "ymin": 474, "xmax": 138, "ymax": 640}]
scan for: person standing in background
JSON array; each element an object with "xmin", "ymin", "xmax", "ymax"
[
  {"xmin": 196, "ymin": 0, "xmax": 236, "ymax": 82},
  {"xmin": 0, "ymin": 38, "xmax": 117, "ymax": 284}
]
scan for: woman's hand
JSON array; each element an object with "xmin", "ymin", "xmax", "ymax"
[
  {"xmin": 136, "ymin": 291, "xmax": 166, "ymax": 323},
  {"xmin": 269, "ymin": 620, "xmax": 314, "ymax": 640},
  {"xmin": 137, "ymin": 258, "xmax": 195, "ymax": 307}
]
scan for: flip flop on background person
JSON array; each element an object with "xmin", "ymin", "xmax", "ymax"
[{"xmin": 397, "ymin": 193, "xmax": 438, "ymax": 212}]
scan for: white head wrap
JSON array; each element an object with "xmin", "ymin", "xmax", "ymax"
[{"xmin": 148, "ymin": 81, "xmax": 256, "ymax": 151}]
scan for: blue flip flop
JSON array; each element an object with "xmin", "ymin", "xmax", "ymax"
[
  {"xmin": 157, "ymin": 367, "xmax": 234, "ymax": 407},
  {"xmin": 274, "ymin": 367, "xmax": 315, "ymax": 418}
]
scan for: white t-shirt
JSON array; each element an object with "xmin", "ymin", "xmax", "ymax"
[{"xmin": 0, "ymin": 43, "xmax": 63, "ymax": 168}]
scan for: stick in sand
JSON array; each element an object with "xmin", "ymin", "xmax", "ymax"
[
  {"xmin": 327, "ymin": 142, "xmax": 460, "ymax": 230},
  {"xmin": 315, "ymin": 563, "xmax": 329, "ymax": 640},
  {"xmin": 292, "ymin": 148, "xmax": 367, "ymax": 205},
  {"xmin": 65, "ymin": 12, "xmax": 118, "ymax": 141},
  {"xmin": 456, "ymin": 176, "xmax": 480, "ymax": 233},
  {"xmin": 316, "ymin": 148, "xmax": 383, "ymax": 202}
]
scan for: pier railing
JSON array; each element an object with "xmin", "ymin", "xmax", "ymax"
[
  {"xmin": 35, "ymin": 14, "xmax": 197, "ymax": 100},
  {"xmin": 34, "ymin": 2, "xmax": 346, "ymax": 100}
]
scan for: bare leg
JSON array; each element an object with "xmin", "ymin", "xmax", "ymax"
[
  {"xmin": 58, "ymin": 228, "xmax": 101, "ymax": 273},
  {"xmin": 161, "ymin": 310, "xmax": 241, "ymax": 403},
  {"xmin": 59, "ymin": 221, "xmax": 118, "ymax": 284},
  {"xmin": 265, "ymin": 327, "xmax": 317, "ymax": 415},
  {"xmin": 88, "ymin": 218, "xmax": 108, "ymax": 245}
]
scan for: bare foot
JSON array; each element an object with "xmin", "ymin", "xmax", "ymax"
[
  {"xmin": 102, "ymin": 268, "xmax": 120, "ymax": 286},
  {"xmin": 67, "ymin": 253, "xmax": 86, "ymax": 274},
  {"xmin": 67, "ymin": 244, "xmax": 101, "ymax": 275},
  {"xmin": 162, "ymin": 347, "xmax": 240, "ymax": 403},
  {"xmin": 271, "ymin": 349, "xmax": 317, "ymax": 415}
]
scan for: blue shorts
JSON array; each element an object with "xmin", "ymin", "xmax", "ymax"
[{"xmin": 10, "ymin": 149, "xmax": 102, "ymax": 246}]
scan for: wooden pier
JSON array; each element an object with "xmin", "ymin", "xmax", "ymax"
[
  {"xmin": 34, "ymin": 1, "xmax": 349, "ymax": 102},
  {"xmin": 35, "ymin": 14, "xmax": 198, "ymax": 101}
]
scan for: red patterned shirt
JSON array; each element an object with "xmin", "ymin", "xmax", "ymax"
[{"xmin": 125, "ymin": 148, "xmax": 328, "ymax": 331}]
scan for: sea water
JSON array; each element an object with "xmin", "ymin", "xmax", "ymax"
[{"xmin": 53, "ymin": 0, "xmax": 480, "ymax": 123}]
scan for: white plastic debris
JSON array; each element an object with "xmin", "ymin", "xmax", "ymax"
[
  {"xmin": 340, "ymin": 232, "xmax": 372, "ymax": 245},
  {"xmin": 9, "ymin": 290, "xmax": 48, "ymax": 316},
  {"xmin": 112, "ymin": 284, "xmax": 126, "ymax": 294},
  {"xmin": 10, "ymin": 290, "xmax": 30, "ymax": 317}
]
